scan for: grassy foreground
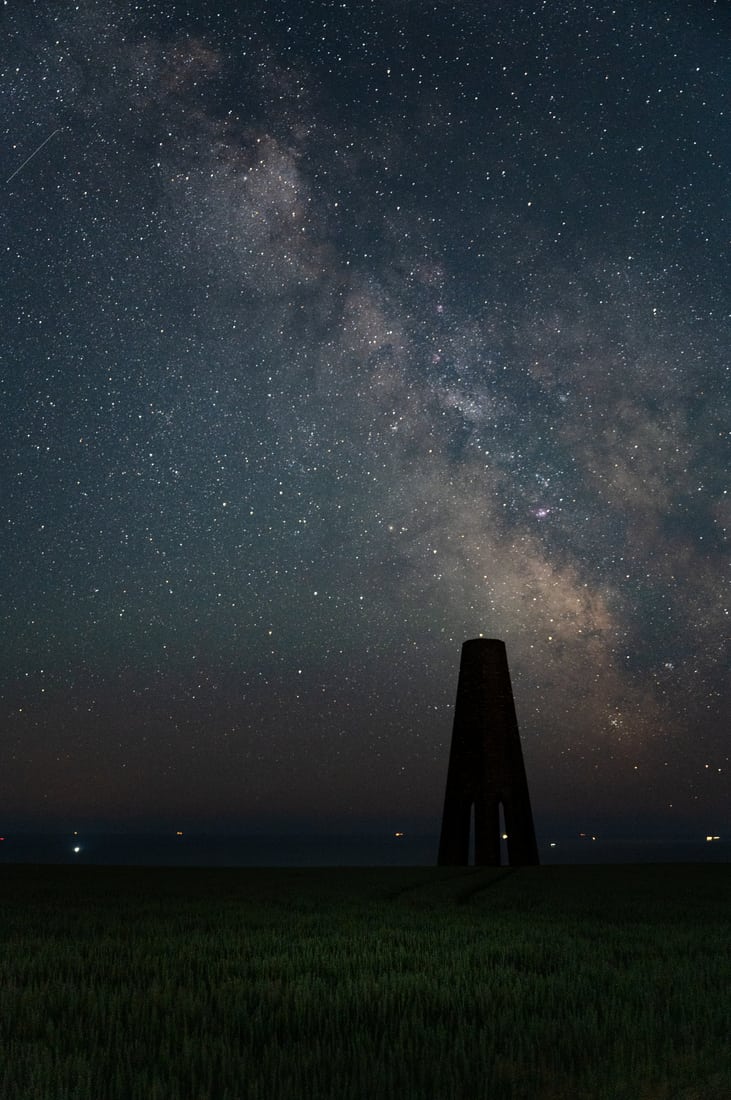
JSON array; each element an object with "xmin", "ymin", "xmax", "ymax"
[{"xmin": 0, "ymin": 863, "xmax": 729, "ymax": 1100}]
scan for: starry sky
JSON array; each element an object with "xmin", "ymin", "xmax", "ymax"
[{"xmin": 2, "ymin": 1, "xmax": 728, "ymax": 842}]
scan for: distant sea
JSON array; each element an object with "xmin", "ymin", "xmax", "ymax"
[{"xmin": 0, "ymin": 833, "xmax": 728, "ymax": 867}]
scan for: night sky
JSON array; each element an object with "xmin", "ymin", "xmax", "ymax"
[{"xmin": 2, "ymin": 1, "xmax": 728, "ymax": 842}]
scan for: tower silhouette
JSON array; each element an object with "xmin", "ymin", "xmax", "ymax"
[{"xmin": 438, "ymin": 638, "xmax": 539, "ymax": 866}]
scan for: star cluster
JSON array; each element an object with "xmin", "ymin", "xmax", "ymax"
[{"xmin": 1, "ymin": 1, "xmax": 728, "ymax": 837}]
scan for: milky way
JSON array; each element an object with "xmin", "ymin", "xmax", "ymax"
[{"xmin": 1, "ymin": 1, "xmax": 728, "ymax": 836}]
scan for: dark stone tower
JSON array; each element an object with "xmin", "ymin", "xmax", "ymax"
[{"xmin": 438, "ymin": 638, "xmax": 539, "ymax": 866}]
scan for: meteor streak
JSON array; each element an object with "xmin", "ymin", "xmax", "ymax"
[{"xmin": 6, "ymin": 128, "xmax": 62, "ymax": 183}]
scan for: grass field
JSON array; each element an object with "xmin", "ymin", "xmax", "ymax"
[{"xmin": 0, "ymin": 863, "xmax": 729, "ymax": 1100}]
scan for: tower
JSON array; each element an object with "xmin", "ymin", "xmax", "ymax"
[{"xmin": 438, "ymin": 638, "xmax": 539, "ymax": 866}]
